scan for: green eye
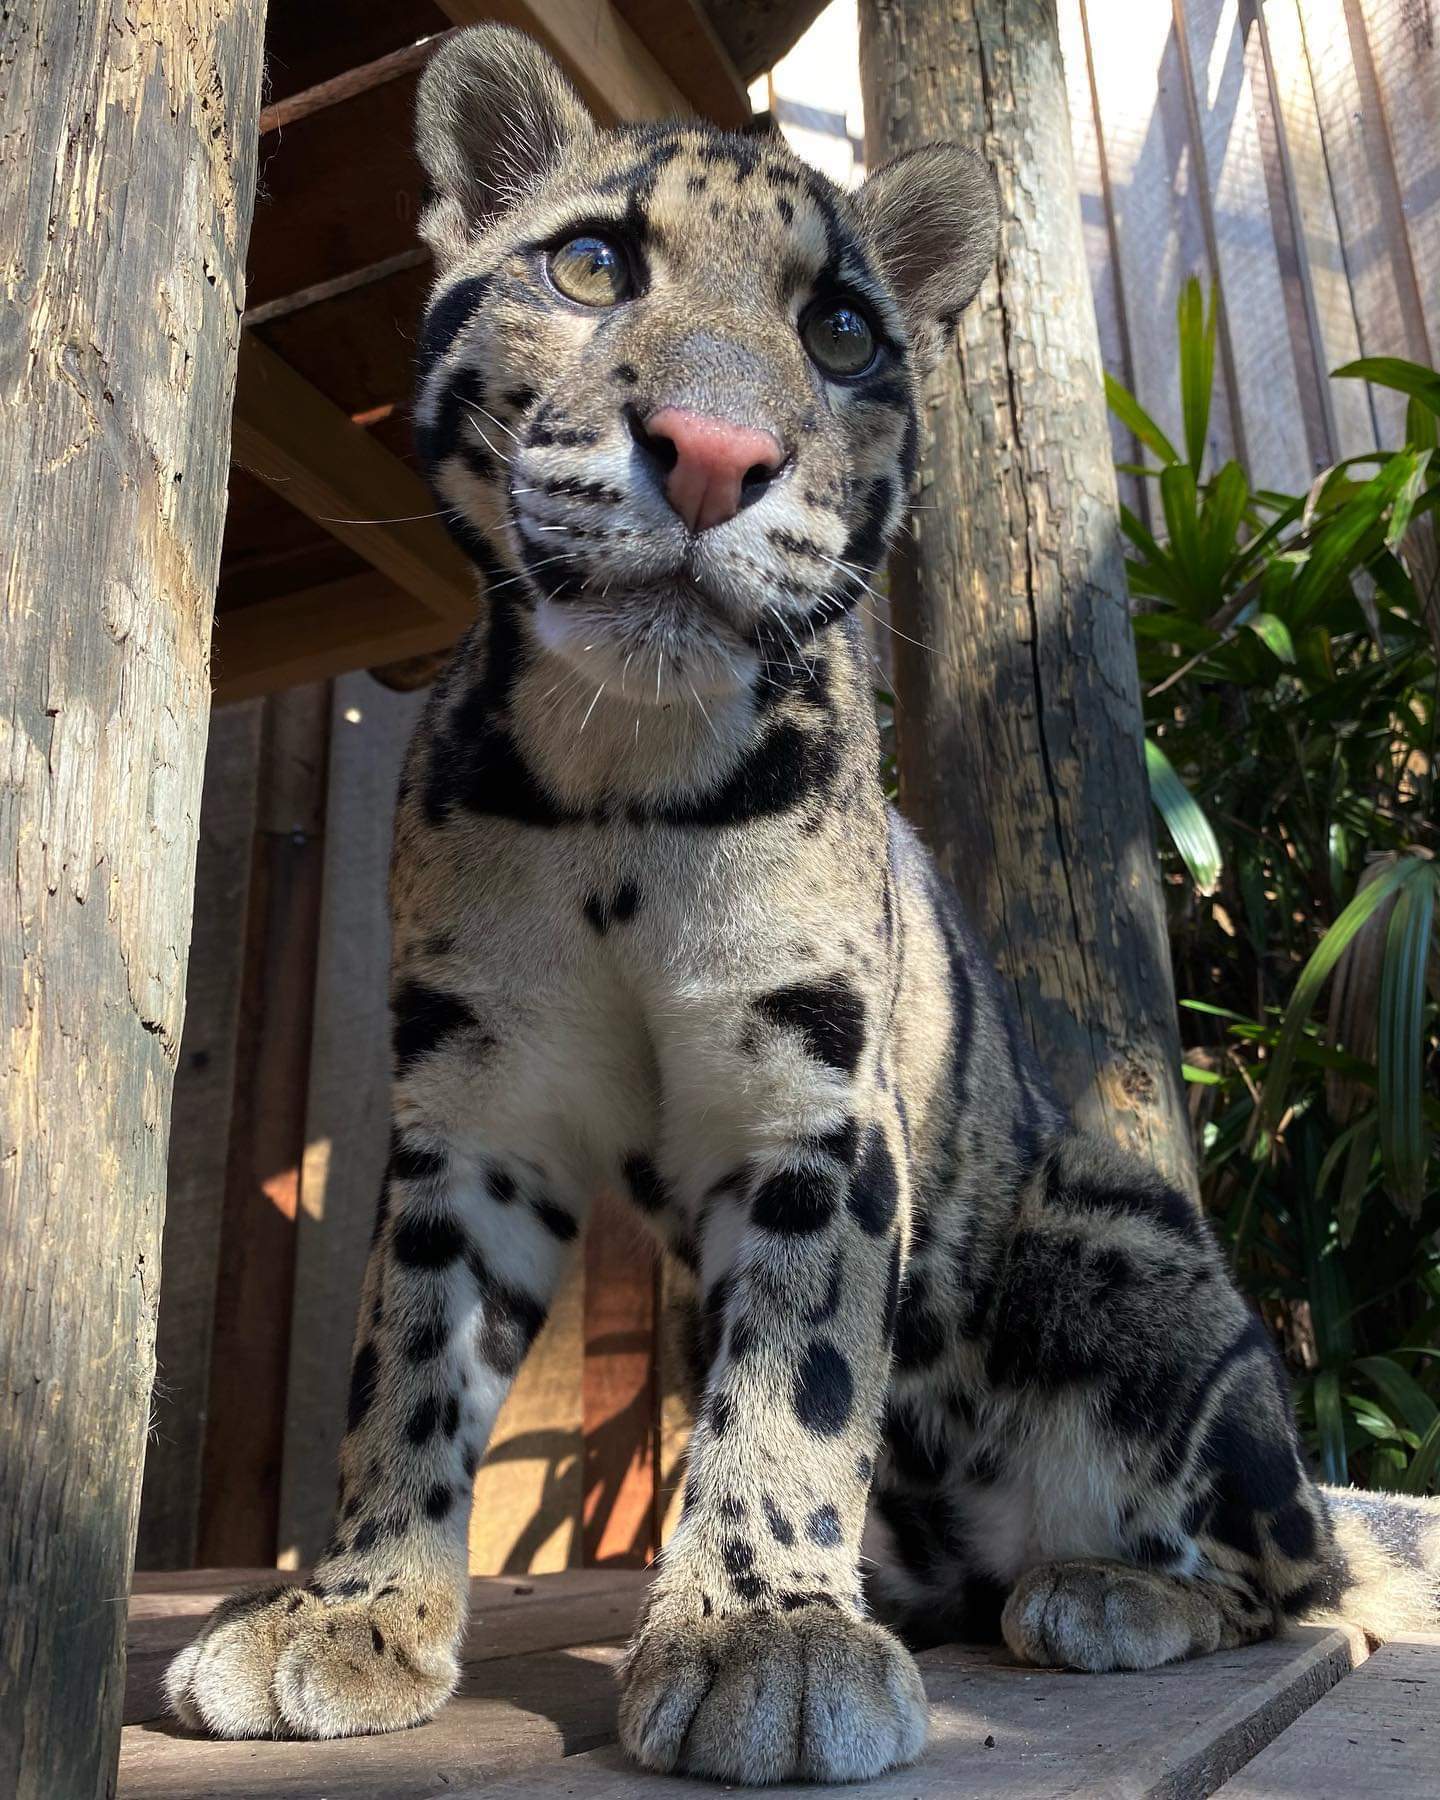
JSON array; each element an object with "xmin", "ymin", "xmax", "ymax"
[
  {"xmin": 802, "ymin": 301, "xmax": 877, "ymax": 378},
  {"xmin": 548, "ymin": 234, "xmax": 631, "ymax": 307}
]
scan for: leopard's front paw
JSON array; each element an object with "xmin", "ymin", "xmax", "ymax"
[
  {"xmin": 618, "ymin": 1605, "xmax": 927, "ymax": 1785},
  {"xmin": 165, "ymin": 1580, "xmax": 461, "ymax": 1739}
]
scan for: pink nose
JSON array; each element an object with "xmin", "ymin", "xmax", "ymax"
[{"xmin": 642, "ymin": 406, "xmax": 786, "ymax": 533}]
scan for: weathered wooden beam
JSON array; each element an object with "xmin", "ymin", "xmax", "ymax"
[
  {"xmin": 197, "ymin": 684, "xmax": 331, "ymax": 1567},
  {"xmin": 859, "ymin": 0, "xmax": 1196, "ymax": 1191},
  {"xmin": 0, "ymin": 2, "xmax": 268, "ymax": 1795},
  {"xmin": 435, "ymin": 0, "xmax": 694, "ymax": 125},
  {"xmin": 612, "ymin": 0, "xmax": 752, "ymax": 127},
  {"xmin": 231, "ymin": 334, "xmax": 477, "ymax": 627},
  {"xmin": 212, "ymin": 572, "xmax": 463, "ymax": 703}
]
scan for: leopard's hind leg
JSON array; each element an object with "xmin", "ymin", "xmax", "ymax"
[{"xmin": 879, "ymin": 1132, "xmax": 1341, "ymax": 1674}]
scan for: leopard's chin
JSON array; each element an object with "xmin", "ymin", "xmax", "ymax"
[{"xmin": 528, "ymin": 585, "xmax": 760, "ymax": 704}]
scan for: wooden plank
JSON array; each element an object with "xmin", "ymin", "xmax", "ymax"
[
  {"xmin": 197, "ymin": 686, "xmax": 332, "ymax": 1567},
  {"xmin": 0, "ymin": 2, "xmax": 267, "ymax": 1795},
  {"xmin": 1297, "ymin": 0, "xmax": 1431, "ymax": 442},
  {"xmin": 1215, "ymin": 1632, "xmax": 1440, "ymax": 1797},
  {"xmin": 275, "ymin": 675, "xmax": 427, "ymax": 1566},
  {"xmin": 119, "ymin": 1572, "xmax": 1367, "ymax": 1800},
  {"xmin": 581, "ymin": 1192, "xmax": 660, "ymax": 1567},
  {"xmin": 612, "ymin": 0, "xmax": 752, "ymax": 126},
  {"xmin": 1354, "ymin": 0, "xmax": 1440, "ymax": 357},
  {"xmin": 435, "ymin": 0, "xmax": 692, "ymax": 126},
  {"xmin": 1175, "ymin": 0, "xmax": 1313, "ymax": 494},
  {"xmin": 1080, "ymin": 0, "xmax": 1239, "ymax": 478},
  {"xmin": 1258, "ymin": 0, "xmax": 1379, "ymax": 460},
  {"xmin": 136, "ymin": 702, "xmax": 264, "ymax": 1569},
  {"xmin": 450, "ymin": 1623, "xmax": 1368, "ymax": 1798},
  {"xmin": 231, "ymin": 335, "xmax": 475, "ymax": 625},
  {"xmin": 212, "ymin": 573, "xmax": 461, "ymax": 704}
]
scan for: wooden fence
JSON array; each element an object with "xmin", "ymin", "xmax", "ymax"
[{"xmin": 138, "ymin": 0, "xmax": 1440, "ymax": 1576}]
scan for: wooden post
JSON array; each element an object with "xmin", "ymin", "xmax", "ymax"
[
  {"xmin": 858, "ymin": 0, "xmax": 1196, "ymax": 1191},
  {"xmin": 0, "ymin": 4, "xmax": 267, "ymax": 1796}
]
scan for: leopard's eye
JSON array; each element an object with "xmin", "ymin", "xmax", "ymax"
[
  {"xmin": 801, "ymin": 301, "xmax": 877, "ymax": 379},
  {"xmin": 548, "ymin": 234, "xmax": 631, "ymax": 307}
]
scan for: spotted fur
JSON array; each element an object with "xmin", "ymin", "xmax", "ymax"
[{"xmin": 168, "ymin": 26, "xmax": 1439, "ymax": 1781}]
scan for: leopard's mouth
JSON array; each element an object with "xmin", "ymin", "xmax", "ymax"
[{"xmin": 526, "ymin": 571, "xmax": 762, "ymax": 702}]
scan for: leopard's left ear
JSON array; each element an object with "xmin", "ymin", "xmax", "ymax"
[
  {"xmin": 416, "ymin": 25, "xmax": 595, "ymax": 269},
  {"xmin": 854, "ymin": 144, "xmax": 999, "ymax": 369}
]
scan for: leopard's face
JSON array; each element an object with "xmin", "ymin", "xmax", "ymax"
[{"xmin": 415, "ymin": 28, "xmax": 998, "ymax": 702}]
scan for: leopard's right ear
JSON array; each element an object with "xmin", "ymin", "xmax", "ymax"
[{"xmin": 416, "ymin": 25, "xmax": 595, "ymax": 267}]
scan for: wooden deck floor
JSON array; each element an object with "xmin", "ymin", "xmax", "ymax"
[{"xmin": 120, "ymin": 1571, "xmax": 1439, "ymax": 1798}]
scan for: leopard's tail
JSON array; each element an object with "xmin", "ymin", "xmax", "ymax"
[{"xmin": 1310, "ymin": 1486, "xmax": 1440, "ymax": 1640}]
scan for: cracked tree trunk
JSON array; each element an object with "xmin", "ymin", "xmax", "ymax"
[
  {"xmin": 0, "ymin": 4, "xmax": 266, "ymax": 1795},
  {"xmin": 858, "ymin": 0, "xmax": 1195, "ymax": 1191}
]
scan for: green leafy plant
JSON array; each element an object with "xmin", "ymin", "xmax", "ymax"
[{"xmin": 1111, "ymin": 283, "xmax": 1440, "ymax": 1490}]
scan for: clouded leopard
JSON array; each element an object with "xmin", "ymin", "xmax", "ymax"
[{"xmin": 168, "ymin": 24, "xmax": 1439, "ymax": 1785}]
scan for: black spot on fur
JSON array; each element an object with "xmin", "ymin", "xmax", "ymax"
[
  {"xmin": 391, "ymin": 1210, "xmax": 466, "ymax": 1270},
  {"xmin": 407, "ymin": 1394, "xmax": 442, "ymax": 1446},
  {"xmin": 722, "ymin": 1537, "xmax": 755, "ymax": 1576},
  {"xmin": 468, "ymin": 1253, "xmax": 547, "ymax": 1376},
  {"xmin": 710, "ymin": 1391, "xmax": 734, "ymax": 1438},
  {"xmin": 331, "ymin": 1577, "xmax": 368, "ymax": 1600},
  {"xmin": 531, "ymin": 1197, "xmax": 577, "ymax": 1241},
  {"xmin": 424, "ymin": 1482, "xmax": 455, "ymax": 1521},
  {"xmin": 443, "ymin": 1392, "xmax": 461, "ymax": 1437},
  {"xmin": 388, "ymin": 1128, "xmax": 446, "ymax": 1184},
  {"xmin": 404, "ymin": 1291, "xmax": 449, "ymax": 1364},
  {"xmin": 807, "ymin": 1503, "xmax": 842, "ymax": 1546},
  {"xmin": 719, "ymin": 1495, "xmax": 747, "ymax": 1523},
  {"xmin": 813, "ymin": 1116, "xmax": 860, "ymax": 1165},
  {"xmin": 489, "ymin": 1165, "xmax": 518, "ymax": 1204},
  {"xmin": 346, "ymin": 1342, "xmax": 380, "ymax": 1432},
  {"xmin": 583, "ymin": 882, "xmax": 641, "ymax": 935},
  {"xmin": 622, "ymin": 1152, "xmax": 669, "ymax": 1214},
  {"xmin": 763, "ymin": 1496, "xmax": 796, "ymax": 1547},
  {"xmin": 848, "ymin": 1128, "xmax": 898, "ymax": 1235},
  {"xmin": 392, "ymin": 981, "xmax": 478, "ymax": 1076},
  {"xmin": 371, "ymin": 1624, "xmax": 386, "ymax": 1656},
  {"xmin": 643, "ymin": 720, "xmax": 842, "ymax": 827},
  {"xmin": 793, "ymin": 1339, "xmax": 854, "ymax": 1435},
  {"xmin": 752, "ymin": 976, "xmax": 866, "ymax": 1074},
  {"xmin": 611, "ymin": 362, "xmax": 639, "ymax": 384},
  {"xmin": 805, "ymin": 1250, "xmax": 844, "ymax": 1325},
  {"xmin": 503, "ymin": 385, "xmax": 537, "ymax": 412},
  {"xmin": 417, "ymin": 276, "xmax": 490, "ymax": 380},
  {"xmin": 752, "ymin": 1164, "xmax": 836, "ymax": 1235}
]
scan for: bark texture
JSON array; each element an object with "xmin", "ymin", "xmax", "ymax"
[
  {"xmin": 0, "ymin": 4, "xmax": 266, "ymax": 1795},
  {"xmin": 859, "ymin": 0, "xmax": 1196, "ymax": 1190}
]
